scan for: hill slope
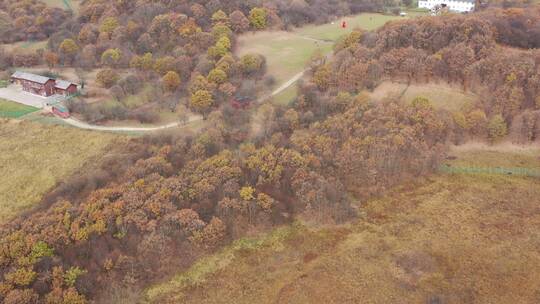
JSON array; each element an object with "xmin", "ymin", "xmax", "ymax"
[
  {"xmin": 0, "ymin": 119, "xmax": 120, "ymax": 223},
  {"xmin": 146, "ymin": 146, "xmax": 540, "ymax": 304}
]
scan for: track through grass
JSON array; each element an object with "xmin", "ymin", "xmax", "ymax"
[{"xmin": 237, "ymin": 13, "xmax": 415, "ymax": 105}]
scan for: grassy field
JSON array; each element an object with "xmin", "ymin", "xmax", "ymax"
[
  {"xmin": 237, "ymin": 31, "xmax": 333, "ymax": 86},
  {"xmin": 145, "ymin": 145, "xmax": 540, "ymax": 304},
  {"xmin": 0, "ymin": 99, "xmax": 39, "ymax": 118},
  {"xmin": 296, "ymin": 13, "xmax": 408, "ymax": 41},
  {"xmin": 42, "ymin": 0, "xmax": 81, "ymax": 13},
  {"xmin": 0, "ymin": 40, "xmax": 48, "ymax": 52},
  {"xmin": 369, "ymin": 81, "xmax": 479, "ymax": 111},
  {"xmin": 0, "ymin": 119, "xmax": 121, "ymax": 224},
  {"xmin": 237, "ymin": 13, "xmax": 413, "ymax": 105}
]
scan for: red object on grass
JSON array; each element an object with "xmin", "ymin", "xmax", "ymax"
[
  {"xmin": 52, "ymin": 106, "xmax": 70, "ymax": 118},
  {"xmin": 342, "ymin": 21, "xmax": 347, "ymax": 28},
  {"xmin": 231, "ymin": 96, "xmax": 251, "ymax": 110}
]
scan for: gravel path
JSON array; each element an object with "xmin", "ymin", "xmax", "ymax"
[
  {"xmin": 62, "ymin": 115, "xmax": 203, "ymax": 132},
  {"xmin": 61, "ymin": 70, "xmax": 310, "ymax": 132}
]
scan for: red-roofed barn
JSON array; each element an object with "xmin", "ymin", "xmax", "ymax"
[{"xmin": 10, "ymin": 71, "xmax": 78, "ymax": 97}]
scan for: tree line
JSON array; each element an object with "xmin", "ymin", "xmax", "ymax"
[
  {"xmin": 0, "ymin": 0, "xmax": 400, "ymax": 124},
  {"xmin": 306, "ymin": 7, "xmax": 540, "ymax": 144},
  {"xmin": 0, "ymin": 70, "xmax": 448, "ymax": 304}
]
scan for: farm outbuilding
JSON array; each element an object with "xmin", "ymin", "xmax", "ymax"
[
  {"xmin": 54, "ymin": 80, "xmax": 78, "ymax": 96},
  {"xmin": 10, "ymin": 71, "xmax": 78, "ymax": 97},
  {"xmin": 11, "ymin": 71, "xmax": 56, "ymax": 97}
]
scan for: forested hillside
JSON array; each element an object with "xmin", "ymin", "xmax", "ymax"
[
  {"xmin": 305, "ymin": 7, "xmax": 540, "ymax": 143},
  {"xmin": 0, "ymin": 0, "xmax": 390, "ymax": 124},
  {"xmin": 1, "ymin": 2, "xmax": 539, "ymax": 303}
]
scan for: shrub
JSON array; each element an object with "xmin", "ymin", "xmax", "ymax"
[
  {"xmin": 488, "ymin": 114, "xmax": 507, "ymax": 142},
  {"xmin": 249, "ymin": 8, "xmax": 267, "ymax": 29},
  {"xmin": 208, "ymin": 68, "xmax": 227, "ymax": 84},
  {"xmin": 96, "ymin": 69, "xmax": 119, "ymax": 88}
]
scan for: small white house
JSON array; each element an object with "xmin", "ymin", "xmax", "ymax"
[{"xmin": 418, "ymin": 0, "xmax": 475, "ymax": 13}]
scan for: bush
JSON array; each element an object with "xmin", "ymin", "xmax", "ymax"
[
  {"xmin": 488, "ymin": 114, "xmax": 507, "ymax": 142},
  {"xmin": 130, "ymin": 110, "xmax": 159, "ymax": 124},
  {"xmin": 96, "ymin": 69, "xmax": 119, "ymax": 88}
]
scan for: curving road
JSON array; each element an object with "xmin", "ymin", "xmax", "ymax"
[
  {"xmin": 60, "ymin": 70, "xmax": 310, "ymax": 132},
  {"xmin": 62, "ymin": 115, "xmax": 203, "ymax": 132}
]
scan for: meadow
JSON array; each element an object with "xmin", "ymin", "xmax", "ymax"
[
  {"xmin": 0, "ymin": 119, "xmax": 120, "ymax": 223},
  {"xmin": 0, "ymin": 98, "xmax": 38, "ymax": 118},
  {"xmin": 0, "ymin": 40, "xmax": 48, "ymax": 53},
  {"xmin": 237, "ymin": 13, "xmax": 411, "ymax": 105},
  {"xmin": 369, "ymin": 81, "xmax": 479, "ymax": 111},
  {"xmin": 145, "ymin": 145, "xmax": 540, "ymax": 304},
  {"xmin": 42, "ymin": 0, "xmax": 81, "ymax": 13}
]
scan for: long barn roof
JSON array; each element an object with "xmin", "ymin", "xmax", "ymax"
[
  {"xmin": 11, "ymin": 71, "xmax": 78, "ymax": 89},
  {"xmin": 55, "ymin": 80, "xmax": 76, "ymax": 90},
  {"xmin": 11, "ymin": 71, "xmax": 52, "ymax": 84}
]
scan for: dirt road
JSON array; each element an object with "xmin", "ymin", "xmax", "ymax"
[
  {"xmin": 62, "ymin": 115, "xmax": 202, "ymax": 132},
  {"xmin": 61, "ymin": 69, "xmax": 310, "ymax": 133}
]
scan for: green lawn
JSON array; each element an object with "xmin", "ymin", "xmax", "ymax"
[
  {"xmin": 272, "ymin": 85, "xmax": 298, "ymax": 106},
  {"xmin": 237, "ymin": 13, "xmax": 421, "ymax": 105},
  {"xmin": 237, "ymin": 31, "xmax": 333, "ymax": 86},
  {"xmin": 0, "ymin": 99, "xmax": 39, "ymax": 118},
  {"xmin": 42, "ymin": 0, "xmax": 81, "ymax": 13},
  {"xmin": 295, "ymin": 13, "xmax": 406, "ymax": 41}
]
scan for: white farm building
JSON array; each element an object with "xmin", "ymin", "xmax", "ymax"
[{"xmin": 418, "ymin": 0, "xmax": 475, "ymax": 13}]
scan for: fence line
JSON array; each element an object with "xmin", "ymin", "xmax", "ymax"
[{"xmin": 439, "ymin": 165, "xmax": 540, "ymax": 177}]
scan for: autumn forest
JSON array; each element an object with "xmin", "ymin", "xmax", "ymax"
[{"xmin": 0, "ymin": 0, "xmax": 540, "ymax": 303}]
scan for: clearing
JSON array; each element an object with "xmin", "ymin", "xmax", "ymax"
[
  {"xmin": 145, "ymin": 145, "xmax": 540, "ymax": 304},
  {"xmin": 0, "ymin": 119, "xmax": 121, "ymax": 224},
  {"xmin": 42, "ymin": 0, "xmax": 81, "ymax": 13},
  {"xmin": 0, "ymin": 40, "xmax": 48, "ymax": 53},
  {"xmin": 296, "ymin": 13, "xmax": 413, "ymax": 41},
  {"xmin": 237, "ymin": 13, "xmax": 414, "ymax": 105},
  {"xmin": 369, "ymin": 80, "xmax": 479, "ymax": 111},
  {"xmin": 0, "ymin": 98, "xmax": 38, "ymax": 118}
]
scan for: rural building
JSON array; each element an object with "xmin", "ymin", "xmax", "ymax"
[
  {"xmin": 10, "ymin": 71, "xmax": 78, "ymax": 97},
  {"xmin": 418, "ymin": 0, "xmax": 475, "ymax": 12},
  {"xmin": 54, "ymin": 80, "xmax": 78, "ymax": 96},
  {"xmin": 11, "ymin": 71, "xmax": 56, "ymax": 97}
]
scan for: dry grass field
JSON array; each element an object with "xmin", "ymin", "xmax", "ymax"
[
  {"xmin": 369, "ymin": 81, "xmax": 479, "ymax": 111},
  {"xmin": 0, "ymin": 119, "xmax": 120, "ymax": 224},
  {"xmin": 145, "ymin": 145, "xmax": 540, "ymax": 304}
]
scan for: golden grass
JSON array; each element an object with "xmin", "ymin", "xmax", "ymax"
[
  {"xmin": 0, "ymin": 119, "xmax": 121, "ymax": 223},
  {"xmin": 146, "ymin": 146, "xmax": 540, "ymax": 304},
  {"xmin": 370, "ymin": 81, "xmax": 479, "ymax": 111}
]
